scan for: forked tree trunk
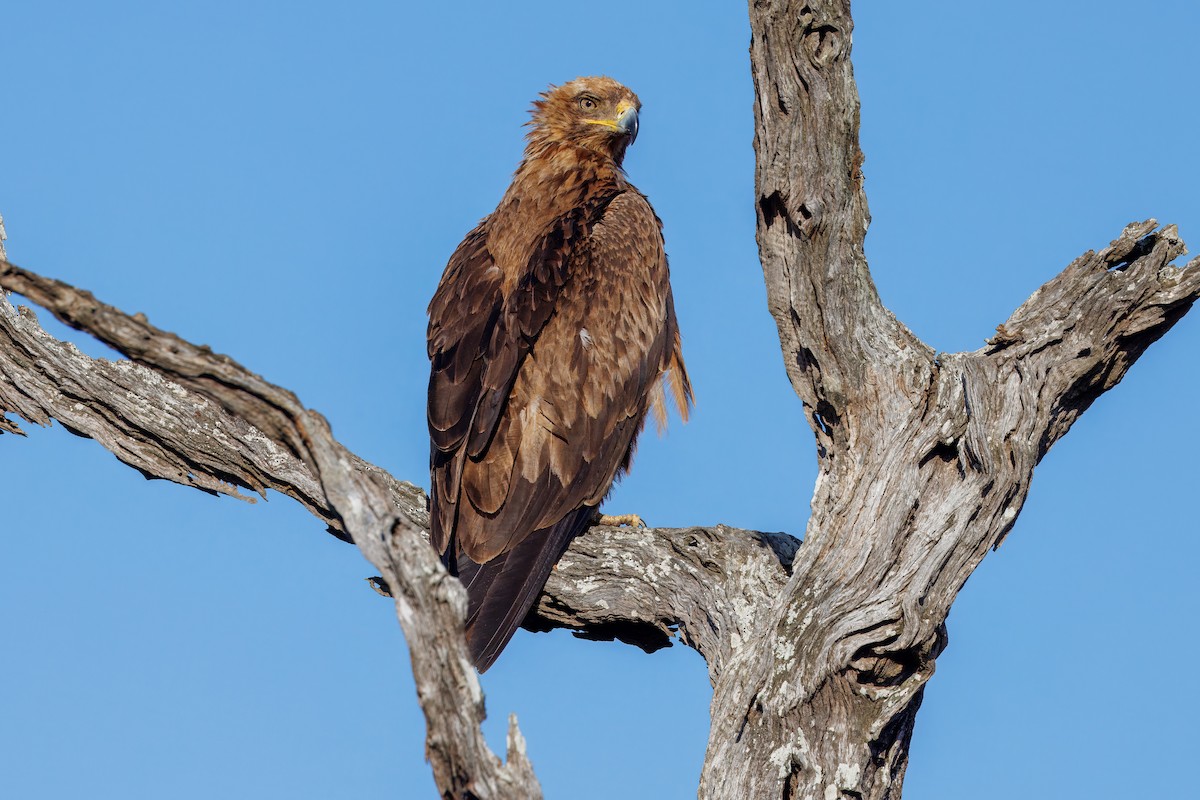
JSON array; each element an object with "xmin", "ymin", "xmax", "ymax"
[
  {"xmin": 693, "ymin": 2, "xmax": 1200, "ymax": 797},
  {"xmin": 2, "ymin": 2, "xmax": 1199, "ymax": 798}
]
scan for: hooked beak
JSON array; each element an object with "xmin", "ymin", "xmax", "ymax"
[{"xmin": 616, "ymin": 101, "xmax": 639, "ymax": 144}]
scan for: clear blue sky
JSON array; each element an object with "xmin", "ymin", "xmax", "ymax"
[{"xmin": 3, "ymin": 2, "xmax": 1198, "ymax": 798}]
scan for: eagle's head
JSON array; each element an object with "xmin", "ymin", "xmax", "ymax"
[{"xmin": 527, "ymin": 76, "xmax": 641, "ymax": 164}]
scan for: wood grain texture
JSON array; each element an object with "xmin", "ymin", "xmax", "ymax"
[{"xmin": 718, "ymin": 2, "xmax": 1200, "ymax": 798}]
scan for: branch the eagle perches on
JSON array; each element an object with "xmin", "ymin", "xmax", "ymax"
[
  {"xmin": 0, "ymin": 258, "xmax": 789, "ymax": 796},
  {"xmin": 4, "ymin": 0, "xmax": 1200, "ymax": 797}
]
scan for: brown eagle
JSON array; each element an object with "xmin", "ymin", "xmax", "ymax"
[{"xmin": 427, "ymin": 76, "xmax": 691, "ymax": 672}]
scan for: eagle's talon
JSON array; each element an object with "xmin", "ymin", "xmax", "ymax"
[{"xmin": 597, "ymin": 512, "xmax": 646, "ymax": 528}]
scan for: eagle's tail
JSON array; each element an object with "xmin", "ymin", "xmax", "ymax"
[{"xmin": 453, "ymin": 506, "xmax": 595, "ymax": 672}]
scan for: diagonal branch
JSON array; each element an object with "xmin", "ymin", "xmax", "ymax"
[
  {"xmin": 300, "ymin": 411, "xmax": 543, "ymax": 800},
  {"xmin": 1, "ymin": 259, "xmax": 318, "ymax": 468},
  {"xmin": 0, "ymin": 258, "xmax": 428, "ymax": 538},
  {"xmin": 0, "ymin": 293, "xmax": 326, "ymax": 512},
  {"xmin": 0, "ymin": 263, "xmax": 791, "ymax": 794},
  {"xmin": 983, "ymin": 220, "xmax": 1200, "ymax": 460}
]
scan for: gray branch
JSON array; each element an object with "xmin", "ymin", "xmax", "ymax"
[{"xmin": 0, "ymin": 263, "xmax": 794, "ymax": 796}]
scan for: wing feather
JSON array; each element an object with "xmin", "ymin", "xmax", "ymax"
[
  {"xmin": 466, "ymin": 189, "xmax": 620, "ymax": 457},
  {"xmin": 427, "ymin": 223, "xmax": 500, "ymax": 454}
]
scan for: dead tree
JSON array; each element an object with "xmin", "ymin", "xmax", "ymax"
[{"xmin": 3, "ymin": 1, "xmax": 1198, "ymax": 798}]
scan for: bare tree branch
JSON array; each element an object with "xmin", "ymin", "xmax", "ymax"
[
  {"xmin": 0, "ymin": 293, "xmax": 320, "ymax": 506},
  {"xmin": 0, "ymin": 259, "xmax": 322, "ymax": 469},
  {"xmin": 300, "ymin": 411, "xmax": 544, "ymax": 799},
  {"xmin": 985, "ymin": 221, "xmax": 1200, "ymax": 460},
  {"xmin": 536, "ymin": 524, "xmax": 800, "ymax": 682},
  {"xmin": 0, "ymin": 278, "xmax": 542, "ymax": 797},
  {"xmin": 0, "ymin": 264, "xmax": 795, "ymax": 795}
]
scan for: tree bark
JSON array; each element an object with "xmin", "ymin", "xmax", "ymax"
[
  {"xmin": 3, "ymin": 1, "xmax": 1200, "ymax": 798},
  {"xmin": 717, "ymin": 2, "xmax": 1200, "ymax": 798}
]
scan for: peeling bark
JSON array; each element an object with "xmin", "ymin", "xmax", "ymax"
[{"xmin": 3, "ymin": 1, "xmax": 1200, "ymax": 798}]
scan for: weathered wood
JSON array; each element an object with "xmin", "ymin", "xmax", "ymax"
[
  {"xmin": 0, "ymin": 259, "xmax": 324, "ymax": 469},
  {"xmin": 0, "ymin": 294, "xmax": 321, "ymax": 508},
  {"xmin": 0, "ymin": 270, "xmax": 790, "ymax": 797},
  {"xmin": 715, "ymin": 2, "xmax": 1200, "ymax": 799},
  {"xmin": 301, "ymin": 411, "xmax": 544, "ymax": 800},
  {"xmin": 536, "ymin": 525, "xmax": 800, "ymax": 683}
]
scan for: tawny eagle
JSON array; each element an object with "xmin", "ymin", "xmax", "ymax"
[{"xmin": 427, "ymin": 76, "xmax": 691, "ymax": 672}]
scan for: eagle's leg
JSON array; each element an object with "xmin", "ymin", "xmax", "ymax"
[{"xmin": 596, "ymin": 512, "xmax": 646, "ymax": 528}]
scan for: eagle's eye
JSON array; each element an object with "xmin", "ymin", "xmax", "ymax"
[{"xmin": 577, "ymin": 95, "xmax": 599, "ymax": 111}]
